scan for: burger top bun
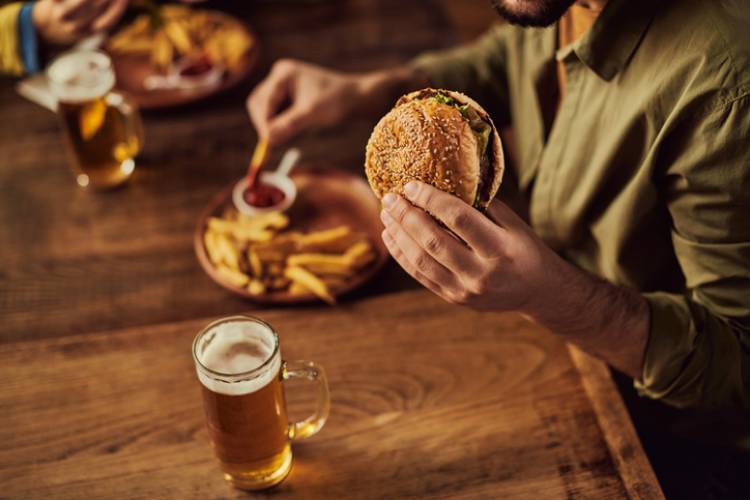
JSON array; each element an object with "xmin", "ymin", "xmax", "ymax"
[{"xmin": 365, "ymin": 88, "xmax": 504, "ymax": 210}]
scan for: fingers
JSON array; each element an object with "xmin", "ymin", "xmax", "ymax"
[
  {"xmin": 381, "ymin": 193, "xmax": 479, "ymax": 276},
  {"xmin": 381, "ymin": 230, "xmax": 457, "ymax": 301},
  {"xmin": 381, "ymin": 214, "xmax": 462, "ymax": 291},
  {"xmin": 247, "ymin": 60, "xmax": 296, "ymax": 142},
  {"xmin": 265, "ymin": 102, "xmax": 314, "ymax": 145},
  {"xmin": 60, "ymin": 0, "xmax": 102, "ymax": 28},
  {"xmin": 402, "ymin": 181, "xmax": 503, "ymax": 257},
  {"xmin": 90, "ymin": 0, "xmax": 127, "ymax": 32}
]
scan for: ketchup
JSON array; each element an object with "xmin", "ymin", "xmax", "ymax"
[
  {"xmin": 243, "ymin": 182, "xmax": 286, "ymax": 208},
  {"xmin": 179, "ymin": 56, "xmax": 214, "ymax": 77}
]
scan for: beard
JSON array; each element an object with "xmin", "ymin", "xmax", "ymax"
[{"xmin": 490, "ymin": 0, "xmax": 577, "ymax": 27}]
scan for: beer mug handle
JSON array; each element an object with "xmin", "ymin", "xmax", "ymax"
[
  {"xmin": 106, "ymin": 92, "xmax": 144, "ymax": 156},
  {"xmin": 282, "ymin": 360, "xmax": 330, "ymax": 440}
]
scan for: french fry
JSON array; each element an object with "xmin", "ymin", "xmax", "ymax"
[
  {"xmin": 151, "ymin": 30, "xmax": 173, "ymax": 70},
  {"xmin": 284, "ymin": 266, "xmax": 335, "ymax": 305},
  {"xmin": 345, "ymin": 241, "xmax": 376, "ymax": 269},
  {"xmin": 297, "ymin": 226, "xmax": 352, "ymax": 252},
  {"xmin": 286, "ymin": 254, "xmax": 353, "ymax": 276},
  {"xmin": 216, "ymin": 234, "xmax": 240, "ymax": 270},
  {"xmin": 208, "ymin": 218, "xmax": 275, "ymax": 242},
  {"xmin": 288, "ymin": 282, "xmax": 312, "ymax": 296},
  {"xmin": 238, "ymin": 211, "xmax": 289, "ymax": 231},
  {"xmin": 251, "ymin": 233, "xmax": 300, "ymax": 262},
  {"xmin": 247, "ymin": 279, "xmax": 266, "ymax": 295},
  {"xmin": 247, "ymin": 248, "xmax": 263, "ymax": 278},
  {"xmin": 344, "ymin": 241, "xmax": 371, "ymax": 261},
  {"xmin": 163, "ymin": 20, "xmax": 193, "ymax": 55},
  {"xmin": 204, "ymin": 230, "xmax": 222, "ymax": 266},
  {"xmin": 216, "ymin": 265, "xmax": 249, "ymax": 287},
  {"xmin": 108, "ymin": 35, "xmax": 153, "ymax": 54}
]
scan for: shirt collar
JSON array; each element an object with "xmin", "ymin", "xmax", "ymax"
[{"xmin": 558, "ymin": 0, "xmax": 664, "ymax": 81}]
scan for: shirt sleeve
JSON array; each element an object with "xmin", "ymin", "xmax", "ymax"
[
  {"xmin": 0, "ymin": 2, "xmax": 25, "ymax": 76},
  {"xmin": 18, "ymin": 1, "xmax": 40, "ymax": 73},
  {"xmin": 411, "ymin": 24, "xmax": 513, "ymax": 128},
  {"xmin": 636, "ymin": 94, "xmax": 750, "ymax": 411}
]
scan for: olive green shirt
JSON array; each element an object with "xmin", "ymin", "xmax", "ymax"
[{"xmin": 415, "ymin": 0, "xmax": 750, "ymax": 426}]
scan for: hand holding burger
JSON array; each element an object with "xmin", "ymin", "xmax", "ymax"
[
  {"xmin": 366, "ymin": 88, "xmax": 551, "ymax": 311},
  {"xmin": 368, "ymin": 88, "xmax": 648, "ymax": 380}
]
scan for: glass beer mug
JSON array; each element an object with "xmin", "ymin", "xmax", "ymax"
[
  {"xmin": 47, "ymin": 50, "xmax": 143, "ymax": 189},
  {"xmin": 192, "ymin": 316, "xmax": 330, "ymax": 490}
]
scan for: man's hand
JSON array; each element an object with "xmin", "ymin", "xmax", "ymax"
[
  {"xmin": 381, "ymin": 181, "xmax": 650, "ymax": 379},
  {"xmin": 246, "ymin": 60, "xmax": 428, "ymax": 145},
  {"xmin": 380, "ymin": 181, "xmax": 557, "ymax": 313},
  {"xmin": 33, "ymin": 0, "xmax": 128, "ymax": 46}
]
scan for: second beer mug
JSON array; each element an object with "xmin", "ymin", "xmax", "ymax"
[
  {"xmin": 192, "ymin": 316, "xmax": 330, "ymax": 490},
  {"xmin": 47, "ymin": 50, "xmax": 143, "ymax": 189}
]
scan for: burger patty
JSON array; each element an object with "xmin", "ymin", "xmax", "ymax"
[{"xmin": 476, "ymin": 132, "xmax": 493, "ymax": 207}]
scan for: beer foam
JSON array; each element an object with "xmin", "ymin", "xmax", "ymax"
[
  {"xmin": 47, "ymin": 51, "xmax": 115, "ymax": 103},
  {"xmin": 196, "ymin": 320, "xmax": 281, "ymax": 396}
]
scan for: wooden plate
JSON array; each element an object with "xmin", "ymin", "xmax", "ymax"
[
  {"xmin": 108, "ymin": 11, "xmax": 259, "ymax": 110},
  {"xmin": 194, "ymin": 167, "xmax": 389, "ymax": 304}
]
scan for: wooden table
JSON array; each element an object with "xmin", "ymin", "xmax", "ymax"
[
  {"xmin": 1, "ymin": 291, "xmax": 661, "ymax": 499},
  {"xmin": 0, "ymin": 0, "xmax": 663, "ymax": 498}
]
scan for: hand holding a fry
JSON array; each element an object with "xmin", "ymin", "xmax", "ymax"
[{"xmin": 33, "ymin": 0, "xmax": 128, "ymax": 45}]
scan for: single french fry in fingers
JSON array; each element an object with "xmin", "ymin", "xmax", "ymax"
[{"xmin": 284, "ymin": 266, "xmax": 336, "ymax": 305}]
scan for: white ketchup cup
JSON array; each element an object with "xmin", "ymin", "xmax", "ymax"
[{"xmin": 232, "ymin": 148, "xmax": 301, "ymax": 216}]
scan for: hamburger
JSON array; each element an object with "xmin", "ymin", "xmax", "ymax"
[{"xmin": 365, "ymin": 88, "xmax": 504, "ymax": 211}]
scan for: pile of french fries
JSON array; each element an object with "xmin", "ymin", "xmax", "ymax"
[
  {"xmin": 108, "ymin": 5, "xmax": 253, "ymax": 71},
  {"xmin": 203, "ymin": 209, "xmax": 376, "ymax": 304}
]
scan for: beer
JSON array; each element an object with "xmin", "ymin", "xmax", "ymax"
[
  {"xmin": 193, "ymin": 316, "xmax": 329, "ymax": 490},
  {"xmin": 47, "ymin": 51, "xmax": 142, "ymax": 189}
]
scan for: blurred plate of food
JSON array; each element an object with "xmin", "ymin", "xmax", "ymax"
[
  {"xmin": 195, "ymin": 167, "xmax": 389, "ymax": 304},
  {"xmin": 106, "ymin": 3, "xmax": 259, "ymax": 109}
]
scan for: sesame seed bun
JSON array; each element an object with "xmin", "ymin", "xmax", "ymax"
[{"xmin": 365, "ymin": 88, "xmax": 504, "ymax": 210}]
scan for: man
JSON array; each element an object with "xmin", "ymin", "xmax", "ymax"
[{"xmin": 247, "ymin": 0, "xmax": 749, "ymax": 433}]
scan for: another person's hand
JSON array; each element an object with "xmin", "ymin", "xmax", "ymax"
[
  {"xmin": 33, "ymin": 0, "xmax": 128, "ymax": 46},
  {"xmin": 379, "ymin": 181, "xmax": 569, "ymax": 314},
  {"xmin": 246, "ymin": 59, "xmax": 427, "ymax": 145}
]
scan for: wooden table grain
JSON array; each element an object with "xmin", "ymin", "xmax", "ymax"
[
  {"xmin": 0, "ymin": 290, "xmax": 661, "ymax": 499},
  {"xmin": 0, "ymin": 0, "xmax": 663, "ymax": 498}
]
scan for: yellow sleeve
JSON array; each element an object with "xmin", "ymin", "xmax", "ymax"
[{"xmin": 0, "ymin": 2, "xmax": 25, "ymax": 76}]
